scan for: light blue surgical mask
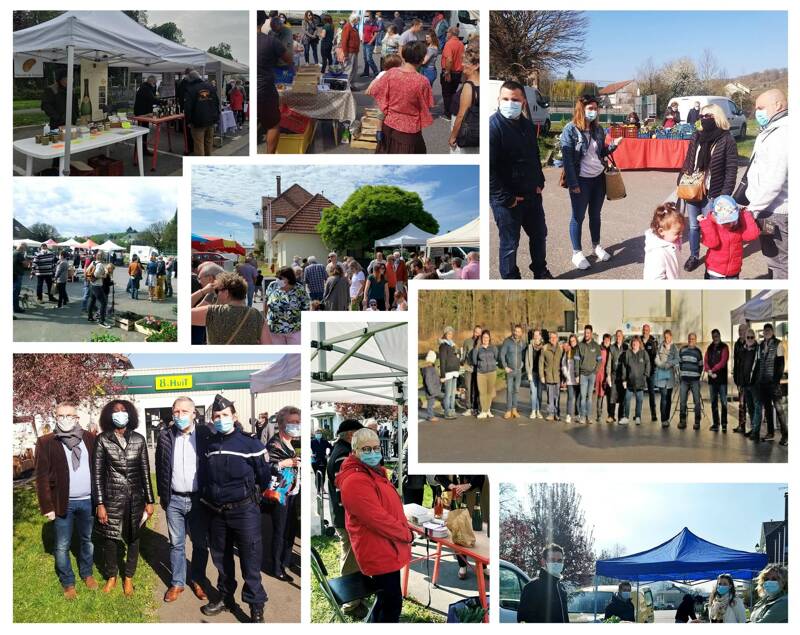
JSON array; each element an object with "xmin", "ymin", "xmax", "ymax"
[
  {"xmin": 717, "ymin": 584, "xmax": 730, "ymax": 595},
  {"xmin": 755, "ymin": 108, "xmax": 770, "ymax": 128},
  {"xmin": 585, "ymin": 108, "xmax": 598, "ymax": 121},
  {"xmin": 285, "ymin": 424, "xmax": 301, "ymax": 437},
  {"xmin": 214, "ymin": 417, "xmax": 234, "ymax": 434},
  {"xmin": 545, "ymin": 561, "xmax": 564, "ymax": 577},
  {"xmin": 621, "ymin": 591, "xmax": 631, "ymax": 600},
  {"xmin": 763, "ymin": 580, "xmax": 781, "ymax": 596},
  {"xmin": 498, "ymin": 99, "xmax": 522, "ymax": 120},
  {"xmin": 111, "ymin": 411, "xmax": 129, "ymax": 428},
  {"xmin": 173, "ymin": 414, "xmax": 191, "ymax": 431},
  {"xmin": 360, "ymin": 450, "xmax": 382, "ymax": 467},
  {"xmin": 314, "ymin": 433, "xmax": 323, "ymax": 440}
]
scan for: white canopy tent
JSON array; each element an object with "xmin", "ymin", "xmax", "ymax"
[
  {"xmin": 57, "ymin": 238, "xmax": 83, "ymax": 247},
  {"xmin": 13, "ymin": 239, "xmax": 32, "ymax": 248},
  {"xmin": 374, "ymin": 223, "xmax": 437, "ymax": 249},
  {"xmin": 13, "ymin": 11, "xmax": 209, "ymax": 175},
  {"xmin": 310, "ymin": 322, "xmax": 408, "ymax": 490},
  {"xmin": 425, "ymin": 217, "xmax": 480, "ymax": 255},
  {"xmin": 248, "ymin": 354, "xmax": 301, "ymax": 429},
  {"xmin": 730, "ymin": 290, "xmax": 788, "ymax": 325},
  {"xmin": 96, "ymin": 239, "xmax": 125, "ymax": 252}
]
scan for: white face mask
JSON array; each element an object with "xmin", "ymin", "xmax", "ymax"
[
  {"xmin": 546, "ymin": 561, "xmax": 564, "ymax": 577},
  {"xmin": 498, "ymin": 99, "xmax": 523, "ymax": 120},
  {"xmin": 55, "ymin": 416, "xmax": 78, "ymax": 432}
]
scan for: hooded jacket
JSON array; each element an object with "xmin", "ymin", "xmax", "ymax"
[
  {"xmin": 335, "ymin": 454, "xmax": 412, "ymax": 576},
  {"xmin": 539, "ymin": 343, "xmax": 563, "ymax": 384},
  {"xmin": 438, "ymin": 339, "xmax": 460, "ymax": 378},
  {"xmin": 489, "ymin": 111, "xmax": 545, "ymax": 208},
  {"xmin": 471, "ymin": 344, "xmax": 499, "ymax": 375},
  {"xmin": 577, "ymin": 337, "xmax": 601, "ymax": 375},
  {"xmin": 517, "ymin": 568, "xmax": 570, "ymax": 623},
  {"xmin": 643, "ymin": 228, "xmax": 680, "ymax": 280},
  {"xmin": 699, "ymin": 210, "xmax": 759, "ymax": 277},
  {"xmin": 184, "ymin": 76, "xmax": 221, "ymax": 128},
  {"xmin": 622, "ymin": 348, "xmax": 651, "ymax": 391},
  {"xmin": 606, "ymin": 340, "xmax": 628, "ymax": 382},
  {"xmin": 500, "ymin": 335, "xmax": 527, "ymax": 372},
  {"xmin": 745, "ymin": 111, "xmax": 788, "ymax": 217}
]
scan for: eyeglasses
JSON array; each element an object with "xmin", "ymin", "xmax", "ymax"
[
  {"xmin": 746, "ymin": 336, "xmax": 755, "ymax": 340},
  {"xmin": 359, "ymin": 445, "xmax": 381, "ymax": 453}
]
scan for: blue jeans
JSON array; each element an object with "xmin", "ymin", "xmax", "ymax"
[
  {"xmin": 579, "ymin": 373, "xmax": 596, "ymax": 418},
  {"xmin": 362, "ymin": 43, "xmax": 378, "ymax": 75},
  {"xmin": 426, "ymin": 390, "xmax": 442, "ymax": 419},
  {"xmin": 568, "ymin": 174, "xmax": 605, "ymax": 251},
  {"xmin": 744, "ymin": 385, "xmax": 763, "ymax": 437},
  {"xmin": 529, "ymin": 376, "xmax": 541, "ymax": 413},
  {"xmin": 246, "ymin": 284, "xmax": 255, "ymax": 307},
  {"xmin": 492, "ymin": 195, "xmax": 548, "ymax": 279},
  {"xmin": 686, "ymin": 198, "xmax": 712, "ymax": 258},
  {"xmin": 53, "ymin": 498, "xmax": 94, "ymax": 588},
  {"xmin": 506, "ymin": 369, "xmax": 522, "ymax": 410},
  {"xmin": 421, "ymin": 66, "xmax": 436, "ymax": 86},
  {"xmin": 166, "ymin": 494, "xmax": 210, "ymax": 588},
  {"xmin": 443, "ymin": 377, "xmax": 457, "ymax": 414},
  {"xmin": 679, "ymin": 380, "xmax": 702, "ymax": 423},
  {"xmin": 709, "ymin": 382, "xmax": 728, "ymax": 427},
  {"xmin": 309, "ymin": 290, "xmax": 323, "ymax": 302},
  {"xmin": 546, "ymin": 383, "xmax": 560, "ymax": 416},
  {"xmin": 566, "ymin": 385, "xmax": 578, "ymax": 416},
  {"xmin": 13, "ymin": 274, "xmax": 22, "ymax": 311},
  {"xmin": 627, "ymin": 389, "xmax": 644, "ymax": 419},
  {"xmin": 81, "ymin": 283, "xmax": 91, "ymax": 310}
]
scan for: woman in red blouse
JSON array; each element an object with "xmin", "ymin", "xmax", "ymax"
[{"xmin": 369, "ymin": 40, "xmax": 434, "ymax": 154}]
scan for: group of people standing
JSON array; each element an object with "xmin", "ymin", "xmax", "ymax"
[
  {"xmin": 490, "ymin": 85, "xmax": 788, "ymax": 279},
  {"xmin": 35, "ymin": 396, "xmax": 301, "ymax": 623},
  {"xmin": 421, "ymin": 322, "xmax": 787, "ymax": 445},
  {"xmin": 127, "ymin": 253, "xmax": 175, "ymax": 302}
]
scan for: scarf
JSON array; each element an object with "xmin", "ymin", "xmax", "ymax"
[
  {"xmin": 54, "ymin": 425, "xmax": 85, "ymax": 471},
  {"xmin": 696, "ymin": 125, "xmax": 727, "ymax": 172}
]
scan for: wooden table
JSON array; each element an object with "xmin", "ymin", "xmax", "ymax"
[
  {"xmin": 403, "ymin": 521, "xmax": 490, "ymax": 622},
  {"xmin": 129, "ymin": 113, "xmax": 188, "ymax": 172},
  {"xmin": 13, "ymin": 127, "xmax": 147, "ymax": 177}
]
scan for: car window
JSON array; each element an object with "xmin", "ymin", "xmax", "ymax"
[
  {"xmin": 644, "ymin": 590, "xmax": 653, "ymax": 606},
  {"xmin": 727, "ymin": 100, "xmax": 741, "ymax": 116},
  {"xmin": 499, "ymin": 566, "xmax": 523, "ymax": 606},
  {"xmin": 569, "ymin": 590, "xmax": 613, "ymax": 613}
]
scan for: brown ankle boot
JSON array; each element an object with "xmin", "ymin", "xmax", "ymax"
[
  {"xmin": 102, "ymin": 576, "xmax": 117, "ymax": 593},
  {"xmin": 123, "ymin": 577, "xmax": 134, "ymax": 597}
]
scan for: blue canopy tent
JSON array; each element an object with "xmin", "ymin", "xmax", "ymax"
[{"xmin": 593, "ymin": 527, "xmax": 768, "ymax": 621}]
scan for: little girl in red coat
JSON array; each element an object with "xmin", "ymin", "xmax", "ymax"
[{"xmin": 699, "ymin": 195, "xmax": 760, "ymax": 279}]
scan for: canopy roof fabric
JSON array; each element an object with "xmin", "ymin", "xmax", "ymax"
[
  {"xmin": 374, "ymin": 223, "xmax": 437, "ymax": 248},
  {"xmin": 596, "ymin": 527, "xmax": 768, "ymax": 582},
  {"xmin": 191, "ymin": 234, "xmax": 245, "ymax": 256},
  {"xmin": 426, "ymin": 217, "xmax": 480, "ymax": 249},
  {"xmin": 250, "ymin": 354, "xmax": 300, "ymax": 394},
  {"xmin": 44, "ymin": 239, "xmax": 58, "ymax": 246},
  {"xmin": 13, "ymin": 11, "xmax": 207, "ymax": 67},
  {"xmin": 80, "ymin": 238, "xmax": 98, "ymax": 248},
  {"xmin": 57, "ymin": 238, "xmax": 82, "ymax": 247},
  {"xmin": 123, "ymin": 51, "xmax": 249, "ymax": 74},
  {"xmin": 730, "ymin": 289, "xmax": 788, "ymax": 325},
  {"xmin": 311, "ymin": 322, "xmax": 407, "ymax": 405},
  {"xmin": 96, "ymin": 239, "xmax": 125, "ymax": 251}
]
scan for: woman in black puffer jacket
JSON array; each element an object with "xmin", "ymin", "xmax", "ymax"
[{"xmin": 93, "ymin": 399, "xmax": 155, "ymax": 596}]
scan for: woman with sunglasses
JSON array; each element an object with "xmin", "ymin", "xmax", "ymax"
[
  {"xmin": 677, "ymin": 102, "xmax": 739, "ymax": 272},
  {"xmin": 335, "ymin": 427, "xmax": 413, "ymax": 622},
  {"xmin": 560, "ymin": 94, "xmax": 623, "ymax": 272}
]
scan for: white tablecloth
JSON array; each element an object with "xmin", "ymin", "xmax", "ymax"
[{"xmin": 219, "ymin": 110, "xmax": 238, "ymax": 134}]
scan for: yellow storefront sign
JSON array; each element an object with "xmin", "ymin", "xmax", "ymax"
[{"xmin": 154, "ymin": 374, "xmax": 193, "ymax": 391}]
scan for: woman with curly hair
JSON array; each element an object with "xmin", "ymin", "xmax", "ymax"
[
  {"xmin": 750, "ymin": 564, "xmax": 788, "ymax": 623},
  {"xmin": 93, "ymin": 400, "xmax": 154, "ymax": 596}
]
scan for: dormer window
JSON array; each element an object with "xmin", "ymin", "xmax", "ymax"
[{"xmin": 275, "ymin": 216, "xmax": 286, "ymax": 224}]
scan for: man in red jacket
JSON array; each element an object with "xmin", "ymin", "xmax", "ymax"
[
  {"xmin": 34, "ymin": 401, "xmax": 98, "ymax": 599},
  {"xmin": 340, "ymin": 14, "xmax": 362, "ymax": 88},
  {"xmin": 336, "ymin": 427, "xmax": 412, "ymax": 622}
]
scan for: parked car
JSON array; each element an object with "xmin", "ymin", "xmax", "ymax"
[
  {"xmin": 193, "ymin": 251, "xmax": 234, "ymax": 272},
  {"xmin": 499, "ymin": 559, "xmax": 532, "ymax": 623},
  {"xmin": 670, "ymin": 95, "xmax": 748, "ymax": 139},
  {"xmin": 569, "ymin": 584, "xmax": 655, "ymax": 623},
  {"xmin": 486, "ymin": 79, "xmax": 551, "ymax": 135}
]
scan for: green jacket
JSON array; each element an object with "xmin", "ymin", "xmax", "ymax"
[
  {"xmin": 749, "ymin": 592, "xmax": 787, "ymax": 623},
  {"xmin": 538, "ymin": 343, "xmax": 563, "ymax": 384},
  {"xmin": 577, "ymin": 338, "xmax": 602, "ymax": 375}
]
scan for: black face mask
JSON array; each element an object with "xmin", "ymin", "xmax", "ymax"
[{"xmin": 701, "ymin": 118, "xmax": 717, "ymax": 132}]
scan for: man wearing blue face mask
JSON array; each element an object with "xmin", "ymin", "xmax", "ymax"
[
  {"xmin": 604, "ymin": 581, "xmax": 635, "ymax": 622},
  {"xmin": 311, "ymin": 427, "xmax": 333, "ymax": 494},
  {"xmin": 490, "ymin": 80, "xmax": 553, "ymax": 280},
  {"xmin": 199, "ymin": 394, "xmax": 271, "ymax": 623},
  {"xmin": 155, "ymin": 396, "xmax": 212, "ymax": 604},
  {"xmin": 517, "ymin": 543, "xmax": 569, "ymax": 622}
]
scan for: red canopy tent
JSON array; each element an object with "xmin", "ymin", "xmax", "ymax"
[
  {"xmin": 80, "ymin": 238, "xmax": 98, "ymax": 249},
  {"xmin": 191, "ymin": 234, "xmax": 245, "ymax": 256}
]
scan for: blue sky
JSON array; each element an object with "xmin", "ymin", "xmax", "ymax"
[
  {"xmin": 13, "ymin": 180, "xmax": 176, "ymax": 239},
  {"xmin": 127, "ymin": 354, "xmax": 282, "ymax": 369},
  {"xmin": 192, "ymin": 164, "xmax": 479, "ymax": 245},
  {"xmin": 564, "ymin": 11, "xmax": 787, "ymax": 83}
]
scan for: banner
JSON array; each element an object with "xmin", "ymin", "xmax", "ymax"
[{"xmin": 14, "ymin": 54, "xmax": 42, "ymax": 78}]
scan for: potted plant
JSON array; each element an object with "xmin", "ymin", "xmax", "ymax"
[
  {"xmin": 145, "ymin": 321, "xmax": 178, "ymax": 343},
  {"xmin": 134, "ymin": 315, "xmax": 164, "ymax": 336}
]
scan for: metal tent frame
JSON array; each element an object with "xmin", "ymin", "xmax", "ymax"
[{"xmin": 310, "ymin": 322, "xmax": 408, "ymax": 492}]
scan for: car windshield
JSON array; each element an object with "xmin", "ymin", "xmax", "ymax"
[{"xmin": 569, "ymin": 591, "xmax": 614, "ymax": 613}]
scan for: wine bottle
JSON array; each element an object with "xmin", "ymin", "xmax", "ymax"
[
  {"xmin": 80, "ymin": 78, "xmax": 92, "ymax": 118},
  {"xmin": 471, "ymin": 490, "xmax": 483, "ymax": 531},
  {"xmin": 433, "ymin": 496, "xmax": 443, "ymax": 520}
]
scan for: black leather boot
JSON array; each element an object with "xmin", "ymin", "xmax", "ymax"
[
  {"xmin": 201, "ymin": 596, "xmax": 235, "ymax": 616},
  {"xmin": 250, "ymin": 603, "xmax": 265, "ymax": 623}
]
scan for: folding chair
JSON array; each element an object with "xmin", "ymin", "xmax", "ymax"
[{"xmin": 310, "ymin": 546, "xmax": 377, "ymax": 622}]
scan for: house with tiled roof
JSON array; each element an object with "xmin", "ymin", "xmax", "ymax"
[
  {"xmin": 599, "ymin": 79, "xmax": 639, "ymax": 110},
  {"xmin": 253, "ymin": 175, "xmax": 335, "ymax": 268}
]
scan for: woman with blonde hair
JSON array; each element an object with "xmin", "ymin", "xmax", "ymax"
[
  {"xmin": 678, "ymin": 102, "xmax": 739, "ymax": 272},
  {"xmin": 750, "ymin": 564, "xmax": 788, "ymax": 622}
]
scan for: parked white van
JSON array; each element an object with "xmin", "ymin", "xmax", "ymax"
[
  {"xmin": 486, "ymin": 79, "xmax": 551, "ymax": 134},
  {"xmin": 670, "ymin": 95, "xmax": 748, "ymax": 139}
]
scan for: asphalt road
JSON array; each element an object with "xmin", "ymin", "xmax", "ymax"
[
  {"xmin": 489, "ymin": 166, "xmax": 773, "ymax": 280},
  {"xmin": 418, "ymin": 390, "xmax": 787, "ymax": 463}
]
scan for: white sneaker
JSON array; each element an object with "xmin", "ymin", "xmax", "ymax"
[
  {"xmin": 572, "ymin": 252, "xmax": 591, "ymax": 270},
  {"xmin": 594, "ymin": 245, "xmax": 611, "ymax": 262},
  {"xmin": 634, "ymin": 417, "xmax": 641, "ymax": 425},
  {"xmin": 476, "ymin": 412, "xmax": 486, "ymax": 419},
  {"xmin": 565, "ymin": 415, "xmax": 572, "ymax": 423},
  {"xmin": 487, "ymin": 410, "xmax": 494, "ymax": 418},
  {"xmin": 530, "ymin": 410, "xmax": 538, "ymax": 419},
  {"xmin": 619, "ymin": 417, "xmax": 629, "ymax": 425}
]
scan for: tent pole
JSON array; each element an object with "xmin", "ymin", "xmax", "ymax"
[
  {"xmin": 250, "ymin": 392, "xmax": 256, "ymax": 435},
  {"xmin": 396, "ymin": 402, "xmax": 403, "ymax": 495},
  {"xmin": 62, "ymin": 45, "xmax": 75, "ymax": 176},
  {"xmin": 636, "ymin": 580, "xmax": 640, "ymax": 622},
  {"xmin": 593, "ymin": 575, "xmax": 598, "ymax": 622}
]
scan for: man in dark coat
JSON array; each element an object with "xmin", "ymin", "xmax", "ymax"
[
  {"xmin": 518, "ymin": 543, "xmax": 570, "ymax": 623},
  {"xmin": 41, "ymin": 67, "xmax": 78, "ymax": 129},
  {"xmin": 133, "ymin": 75, "xmax": 159, "ymax": 155},
  {"xmin": 34, "ymin": 401, "xmax": 98, "ymax": 599},
  {"xmin": 155, "ymin": 396, "xmax": 212, "ymax": 603},
  {"xmin": 184, "ymin": 70, "xmax": 221, "ymax": 157},
  {"xmin": 605, "ymin": 581, "xmax": 636, "ymax": 621},
  {"xmin": 641, "ymin": 324, "xmax": 659, "ymax": 422},
  {"xmin": 311, "ymin": 428, "xmax": 333, "ymax": 493}
]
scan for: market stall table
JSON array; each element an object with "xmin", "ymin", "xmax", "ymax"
[
  {"xmin": 403, "ymin": 521, "xmax": 489, "ymax": 622},
  {"xmin": 128, "ymin": 113, "xmax": 187, "ymax": 171},
  {"xmin": 14, "ymin": 127, "xmax": 148, "ymax": 177},
  {"xmin": 279, "ymin": 87, "xmax": 357, "ymax": 145},
  {"xmin": 604, "ymin": 136, "xmax": 690, "ymax": 170}
]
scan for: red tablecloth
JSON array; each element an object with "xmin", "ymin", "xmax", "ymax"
[{"xmin": 605, "ymin": 136, "xmax": 689, "ymax": 170}]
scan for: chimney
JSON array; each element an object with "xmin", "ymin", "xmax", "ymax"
[{"xmin": 276, "ymin": 175, "xmax": 281, "ymax": 197}]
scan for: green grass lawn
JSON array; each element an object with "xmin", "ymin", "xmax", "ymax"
[
  {"xmin": 14, "ymin": 99, "xmax": 41, "ymax": 110},
  {"xmin": 13, "ymin": 483, "xmax": 161, "ymax": 623},
  {"xmin": 311, "ymin": 533, "xmax": 444, "ymax": 623},
  {"xmin": 14, "ymin": 111, "xmax": 47, "ymax": 128},
  {"xmin": 736, "ymin": 119, "xmax": 758, "ymax": 160}
]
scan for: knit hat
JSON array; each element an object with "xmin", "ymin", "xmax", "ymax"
[{"xmin": 712, "ymin": 195, "xmax": 739, "ymax": 225}]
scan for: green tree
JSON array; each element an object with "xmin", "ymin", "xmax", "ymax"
[
  {"xmin": 162, "ymin": 211, "xmax": 178, "ymax": 253},
  {"xmin": 207, "ymin": 42, "xmax": 234, "ymax": 60},
  {"xmin": 149, "ymin": 22, "xmax": 184, "ymax": 44},
  {"xmin": 565, "ymin": 69, "xmax": 575, "ymax": 82},
  {"xmin": 317, "ymin": 186, "xmax": 439, "ymax": 252},
  {"xmin": 12, "ymin": 10, "xmax": 62, "ymax": 31},
  {"xmin": 137, "ymin": 220, "xmax": 169, "ymax": 253},
  {"xmin": 26, "ymin": 222, "xmax": 60, "ymax": 242}
]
